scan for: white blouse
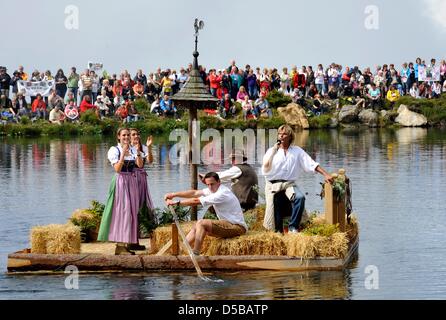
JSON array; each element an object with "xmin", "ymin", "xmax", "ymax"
[{"xmin": 107, "ymin": 144, "xmax": 138, "ymax": 165}]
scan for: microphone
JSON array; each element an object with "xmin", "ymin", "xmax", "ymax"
[{"xmin": 276, "ymin": 140, "xmax": 281, "ymax": 146}]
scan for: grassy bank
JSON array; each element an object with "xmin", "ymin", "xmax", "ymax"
[{"xmin": 2, "ymin": 92, "xmax": 446, "ymax": 137}]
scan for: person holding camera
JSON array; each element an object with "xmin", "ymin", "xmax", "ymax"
[{"xmin": 262, "ymin": 124, "xmax": 333, "ymax": 233}]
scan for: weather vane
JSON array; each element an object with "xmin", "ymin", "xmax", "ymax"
[{"xmin": 194, "ymin": 18, "xmax": 204, "ymax": 52}]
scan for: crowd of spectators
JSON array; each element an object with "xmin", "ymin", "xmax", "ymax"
[{"xmin": 1, "ymin": 57, "xmax": 445, "ymax": 124}]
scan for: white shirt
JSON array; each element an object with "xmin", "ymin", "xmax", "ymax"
[
  {"xmin": 262, "ymin": 146, "xmax": 319, "ymax": 181},
  {"xmin": 107, "ymin": 144, "xmax": 138, "ymax": 165},
  {"xmin": 199, "ymin": 185, "xmax": 247, "ymax": 230},
  {"xmin": 216, "ymin": 166, "xmax": 242, "ymax": 183}
]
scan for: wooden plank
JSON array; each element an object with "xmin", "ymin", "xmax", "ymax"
[
  {"xmin": 155, "ymin": 240, "xmax": 172, "ymax": 256},
  {"xmin": 171, "ymin": 223, "xmax": 179, "ymax": 256},
  {"xmin": 7, "ymin": 252, "xmax": 353, "ymax": 273}
]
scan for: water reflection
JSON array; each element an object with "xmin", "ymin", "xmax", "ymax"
[{"xmin": 1, "ymin": 128, "xmax": 446, "ymax": 299}]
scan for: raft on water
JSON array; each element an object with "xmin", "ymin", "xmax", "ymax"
[
  {"xmin": 8, "ymin": 173, "xmax": 358, "ymax": 273},
  {"xmin": 7, "ymin": 208, "xmax": 359, "ymax": 273}
]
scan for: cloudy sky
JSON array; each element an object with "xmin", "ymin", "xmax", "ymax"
[{"xmin": 0, "ymin": 0, "xmax": 445, "ymax": 74}]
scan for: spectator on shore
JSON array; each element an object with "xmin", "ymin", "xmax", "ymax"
[
  {"xmin": 236, "ymin": 86, "xmax": 249, "ymax": 103},
  {"xmin": 64, "ymin": 101, "xmax": 79, "ymax": 122},
  {"xmin": 133, "ymin": 69, "xmax": 147, "ymax": 90},
  {"xmin": 115, "ymin": 102, "xmax": 129, "ymax": 123},
  {"xmin": 1, "ymin": 95, "xmax": 17, "ymax": 123},
  {"xmin": 219, "ymin": 93, "xmax": 236, "ymax": 119},
  {"xmin": 0, "ymin": 67, "xmax": 11, "ymax": 98},
  {"xmin": 432, "ymin": 82, "xmax": 442, "ymax": 98},
  {"xmin": 80, "ymin": 69, "xmax": 93, "ymax": 101},
  {"xmin": 31, "ymin": 94, "xmax": 47, "ymax": 120},
  {"xmin": 254, "ymin": 94, "xmax": 272, "ymax": 118},
  {"xmin": 246, "ymin": 69, "xmax": 258, "ymax": 99},
  {"xmin": 133, "ymin": 80, "xmax": 145, "ymax": 99},
  {"xmin": 16, "ymin": 65, "xmax": 28, "ymax": 81},
  {"xmin": 90, "ymin": 70, "xmax": 100, "ymax": 103},
  {"xmin": 150, "ymin": 96, "xmax": 161, "ymax": 115},
  {"xmin": 49, "ymin": 105, "xmax": 65, "ymax": 125},
  {"xmin": 386, "ymin": 84, "xmax": 400, "ymax": 107},
  {"xmin": 160, "ymin": 94, "xmax": 179, "ymax": 120},
  {"xmin": 11, "ymin": 71, "xmax": 22, "ymax": 95},
  {"xmin": 67, "ymin": 67, "xmax": 80, "ymax": 104},
  {"xmin": 177, "ymin": 68, "xmax": 189, "ymax": 90},
  {"xmin": 55, "ymin": 69, "xmax": 68, "ymax": 99},
  {"xmin": 280, "ymin": 67, "xmax": 290, "ymax": 94},
  {"xmin": 126, "ymin": 100, "xmax": 139, "ymax": 122},
  {"xmin": 242, "ymin": 96, "xmax": 256, "ymax": 120},
  {"xmin": 64, "ymin": 91, "xmax": 76, "ymax": 104},
  {"xmin": 367, "ymin": 83, "xmax": 382, "ymax": 110},
  {"xmin": 410, "ymin": 83, "xmax": 420, "ymax": 99},
  {"xmin": 95, "ymin": 95, "xmax": 110, "ymax": 118},
  {"xmin": 15, "ymin": 92, "xmax": 29, "ymax": 117},
  {"xmin": 79, "ymin": 95, "xmax": 96, "ymax": 114}
]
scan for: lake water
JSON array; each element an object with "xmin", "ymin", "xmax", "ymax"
[{"xmin": 1, "ymin": 127, "xmax": 445, "ymax": 300}]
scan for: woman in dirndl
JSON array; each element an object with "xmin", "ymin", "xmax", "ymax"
[
  {"xmin": 97, "ymin": 127, "xmax": 143, "ymax": 255},
  {"xmin": 129, "ymin": 128, "xmax": 157, "ymax": 250}
]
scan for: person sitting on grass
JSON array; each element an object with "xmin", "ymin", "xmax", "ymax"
[
  {"xmin": 31, "ymin": 93, "xmax": 47, "ymax": 120},
  {"xmin": 366, "ymin": 83, "xmax": 382, "ymax": 110},
  {"xmin": 115, "ymin": 103, "xmax": 129, "ymax": 123},
  {"xmin": 164, "ymin": 172, "xmax": 248, "ymax": 256},
  {"xmin": 64, "ymin": 101, "xmax": 79, "ymax": 122},
  {"xmin": 49, "ymin": 105, "xmax": 66, "ymax": 125},
  {"xmin": 126, "ymin": 100, "xmax": 139, "ymax": 122},
  {"xmin": 219, "ymin": 93, "xmax": 236, "ymax": 119},
  {"xmin": 79, "ymin": 95, "xmax": 96, "ymax": 114},
  {"xmin": 386, "ymin": 84, "xmax": 400, "ymax": 108},
  {"xmin": 160, "ymin": 94, "xmax": 179, "ymax": 120},
  {"xmin": 254, "ymin": 94, "xmax": 272, "ymax": 118},
  {"xmin": 241, "ymin": 96, "xmax": 256, "ymax": 120}
]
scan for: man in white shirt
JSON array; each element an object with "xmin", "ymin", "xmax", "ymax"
[
  {"xmin": 262, "ymin": 125, "xmax": 333, "ymax": 233},
  {"xmin": 199, "ymin": 150, "xmax": 258, "ymax": 211},
  {"xmin": 164, "ymin": 172, "xmax": 247, "ymax": 255}
]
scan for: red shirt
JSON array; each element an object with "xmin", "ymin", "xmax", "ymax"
[
  {"xmin": 31, "ymin": 99, "xmax": 46, "ymax": 112},
  {"xmin": 79, "ymin": 100, "xmax": 96, "ymax": 113}
]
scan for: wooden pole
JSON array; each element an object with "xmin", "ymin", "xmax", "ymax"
[
  {"xmin": 189, "ymin": 104, "xmax": 198, "ymax": 221},
  {"xmin": 324, "ymin": 173, "xmax": 338, "ymax": 225},
  {"xmin": 171, "ymin": 223, "xmax": 179, "ymax": 255}
]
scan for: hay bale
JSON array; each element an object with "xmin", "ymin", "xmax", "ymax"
[
  {"xmin": 150, "ymin": 212, "xmax": 358, "ymax": 259},
  {"xmin": 152, "ymin": 222, "xmax": 195, "ymax": 252},
  {"xmin": 204, "ymin": 231, "xmax": 286, "ymax": 256},
  {"xmin": 30, "ymin": 224, "xmax": 81, "ymax": 254},
  {"xmin": 30, "ymin": 226, "xmax": 47, "ymax": 254},
  {"xmin": 70, "ymin": 208, "xmax": 94, "ymax": 221},
  {"xmin": 244, "ymin": 206, "xmax": 266, "ymax": 232}
]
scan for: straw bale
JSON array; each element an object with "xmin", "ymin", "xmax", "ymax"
[
  {"xmin": 30, "ymin": 226, "xmax": 47, "ymax": 254},
  {"xmin": 204, "ymin": 231, "xmax": 286, "ymax": 256},
  {"xmin": 150, "ymin": 212, "xmax": 358, "ymax": 259},
  {"xmin": 30, "ymin": 224, "xmax": 81, "ymax": 254},
  {"xmin": 70, "ymin": 208, "xmax": 94, "ymax": 221},
  {"xmin": 152, "ymin": 222, "xmax": 195, "ymax": 252}
]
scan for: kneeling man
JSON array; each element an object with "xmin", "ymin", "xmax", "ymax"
[{"xmin": 164, "ymin": 172, "xmax": 248, "ymax": 255}]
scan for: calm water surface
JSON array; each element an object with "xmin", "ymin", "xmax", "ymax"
[{"xmin": 1, "ymin": 128, "xmax": 445, "ymax": 300}]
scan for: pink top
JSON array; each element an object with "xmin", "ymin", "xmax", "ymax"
[{"xmin": 237, "ymin": 91, "xmax": 248, "ymax": 101}]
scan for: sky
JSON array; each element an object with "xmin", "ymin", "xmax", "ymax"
[{"xmin": 0, "ymin": 0, "xmax": 445, "ymax": 74}]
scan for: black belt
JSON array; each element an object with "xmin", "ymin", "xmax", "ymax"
[{"xmin": 268, "ymin": 180, "xmax": 289, "ymax": 184}]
